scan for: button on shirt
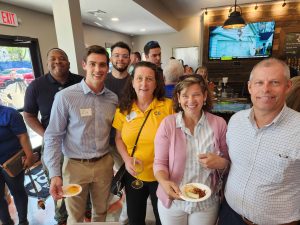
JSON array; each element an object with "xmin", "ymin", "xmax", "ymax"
[
  {"xmin": 43, "ymin": 80, "xmax": 118, "ymax": 178},
  {"xmin": 173, "ymin": 112, "xmax": 218, "ymax": 213},
  {"xmin": 225, "ymin": 105, "xmax": 300, "ymax": 225}
]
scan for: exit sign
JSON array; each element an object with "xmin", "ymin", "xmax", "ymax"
[{"xmin": 0, "ymin": 10, "xmax": 18, "ymax": 27}]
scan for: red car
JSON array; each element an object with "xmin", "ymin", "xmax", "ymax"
[{"xmin": 0, "ymin": 68, "xmax": 34, "ymax": 88}]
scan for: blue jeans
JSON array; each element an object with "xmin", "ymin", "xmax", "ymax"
[{"xmin": 0, "ymin": 168, "xmax": 28, "ymax": 225}]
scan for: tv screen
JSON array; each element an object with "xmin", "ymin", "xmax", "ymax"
[{"xmin": 208, "ymin": 21, "xmax": 275, "ymax": 60}]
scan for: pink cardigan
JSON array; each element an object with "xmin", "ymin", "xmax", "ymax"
[{"xmin": 154, "ymin": 112, "xmax": 229, "ymax": 208}]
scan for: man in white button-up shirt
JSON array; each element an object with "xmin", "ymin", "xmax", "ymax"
[{"xmin": 219, "ymin": 58, "xmax": 300, "ymax": 225}]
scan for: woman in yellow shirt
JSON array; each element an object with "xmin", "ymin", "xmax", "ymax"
[{"xmin": 113, "ymin": 61, "xmax": 173, "ymax": 225}]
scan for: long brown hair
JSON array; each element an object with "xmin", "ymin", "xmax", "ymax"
[{"xmin": 119, "ymin": 61, "xmax": 165, "ymax": 114}]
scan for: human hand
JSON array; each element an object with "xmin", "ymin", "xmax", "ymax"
[
  {"xmin": 160, "ymin": 180, "xmax": 182, "ymax": 200},
  {"xmin": 124, "ymin": 156, "xmax": 140, "ymax": 177},
  {"xmin": 22, "ymin": 152, "xmax": 34, "ymax": 169},
  {"xmin": 50, "ymin": 176, "xmax": 63, "ymax": 200},
  {"xmin": 198, "ymin": 153, "xmax": 229, "ymax": 170}
]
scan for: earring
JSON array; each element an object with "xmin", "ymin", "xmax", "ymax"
[{"xmin": 204, "ymin": 101, "xmax": 206, "ymax": 105}]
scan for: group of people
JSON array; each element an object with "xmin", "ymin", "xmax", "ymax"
[{"xmin": 0, "ymin": 38, "xmax": 299, "ymax": 225}]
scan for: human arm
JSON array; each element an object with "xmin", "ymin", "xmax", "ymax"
[
  {"xmin": 23, "ymin": 112, "xmax": 45, "ymax": 137},
  {"xmin": 115, "ymin": 130, "xmax": 136, "ymax": 176},
  {"xmin": 198, "ymin": 153, "xmax": 229, "ymax": 170},
  {"xmin": 49, "ymin": 176, "xmax": 63, "ymax": 200},
  {"xmin": 42, "ymin": 93, "xmax": 67, "ymax": 179},
  {"xmin": 17, "ymin": 132, "xmax": 34, "ymax": 169},
  {"xmin": 154, "ymin": 116, "xmax": 181, "ymax": 199}
]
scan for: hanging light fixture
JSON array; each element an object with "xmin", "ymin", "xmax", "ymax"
[
  {"xmin": 282, "ymin": 0, "xmax": 286, "ymax": 7},
  {"xmin": 254, "ymin": 3, "xmax": 258, "ymax": 10},
  {"xmin": 223, "ymin": 0, "xmax": 246, "ymax": 29},
  {"xmin": 205, "ymin": 8, "xmax": 208, "ymax": 15}
]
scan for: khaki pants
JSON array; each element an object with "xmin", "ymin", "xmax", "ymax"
[{"xmin": 62, "ymin": 154, "xmax": 113, "ymax": 224}]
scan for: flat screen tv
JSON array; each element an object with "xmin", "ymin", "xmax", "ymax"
[{"xmin": 208, "ymin": 21, "xmax": 275, "ymax": 60}]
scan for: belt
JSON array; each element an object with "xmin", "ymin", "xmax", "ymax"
[
  {"xmin": 70, "ymin": 153, "xmax": 108, "ymax": 163},
  {"xmin": 242, "ymin": 216, "xmax": 299, "ymax": 225}
]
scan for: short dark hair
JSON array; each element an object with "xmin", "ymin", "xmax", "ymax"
[
  {"xmin": 47, "ymin": 48, "xmax": 68, "ymax": 60},
  {"xmin": 144, "ymin": 41, "xmax": 160, "ymax": 55},
  {"xmin": 83, "ymin": 45, "xmax": 109, "ymax": 66},
  {"xmin": 111, "ymin": 41, "xmax": 131, "ymax": 55},
  {"xmin": 173, "ymin": 74, "xmax": 213, "ymax": 112},
  {"xmin": 134, "ymin": 51, "xmax": 141, "ymax": 61},
  {"xmin": 119, "ymin": 61, "xmax": 165, "ymax": 114}
]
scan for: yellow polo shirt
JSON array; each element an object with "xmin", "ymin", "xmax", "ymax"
[{"xmin": 113, "ymin": 98, "xmax": 173, "ymax": 181}]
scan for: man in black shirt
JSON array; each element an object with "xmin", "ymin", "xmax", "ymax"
[
  {"xmin": 23, "ymin": 48, "xmax": 82, "ymax": 225},
  {"xmin": 104, "ymin": 41, "xmax": 131, "ymax": 225}
]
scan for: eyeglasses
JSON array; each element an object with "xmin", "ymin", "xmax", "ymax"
[{"xmin": 112, "ymin": 54, "xmax": 129, "ymax": 59}]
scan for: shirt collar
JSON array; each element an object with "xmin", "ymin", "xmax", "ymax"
[
  {"xmin": 175, "ymin": 111, "xmax": 206, "ymax": 129},
  {"xmin": 132, "ymin": 98, "xmax": 163, "ymax": 113},
  {"xmin": 80, "ymin": 79, "xmax": 106, "ymax": 95},
  {"xmin": 248, "ymin": 104, "xmax": 287, "ymax": 128}
]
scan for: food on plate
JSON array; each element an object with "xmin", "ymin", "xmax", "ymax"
[
  {"xmin": 65, "ymin": 185, "xmax": 80, "ymax": 195},
  {"xmin": 184, "ymin": 184, "xmax": 206, "ymax": 199}
]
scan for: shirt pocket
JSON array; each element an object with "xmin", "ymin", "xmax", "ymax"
[{"xmin": 257, "ymin": 151, "xmax": 292, "ymax": 184}]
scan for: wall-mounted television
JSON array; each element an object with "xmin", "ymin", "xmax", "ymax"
[{"xmin": 208, "ymin": 21, "xmax": 275, "ymax": 60}]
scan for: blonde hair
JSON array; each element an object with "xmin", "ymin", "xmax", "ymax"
[{"xmin": 286, "ymin": 76, "xmax": 300, "ymax": 112}]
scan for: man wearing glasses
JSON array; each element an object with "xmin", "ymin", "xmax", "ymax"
[{"xmin": 104, "ymin": 41, "xmax": 132, "ymax": 225}]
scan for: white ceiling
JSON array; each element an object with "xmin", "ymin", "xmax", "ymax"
[{"xmin": 0, "ymin": 0, "xmax": 288, "ymax": 35}]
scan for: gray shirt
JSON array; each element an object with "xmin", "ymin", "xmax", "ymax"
[{"xmin": 43, "ymin": 80, "xmax": 118, "ymax": 178}]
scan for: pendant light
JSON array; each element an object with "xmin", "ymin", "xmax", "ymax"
[{"xmin": 223, "ymin": 0, "xmax": 246, "ymax": 29}]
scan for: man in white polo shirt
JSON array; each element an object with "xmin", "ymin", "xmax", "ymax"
[{"xmin": 219, "ymin": 58, "xmax": 300, "ymax": 225}]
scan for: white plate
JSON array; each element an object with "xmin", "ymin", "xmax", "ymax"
[
  {"xmin": 179, "ymin": 183, "xmax": 211, "ymax": 202},
  {"xmin": 62, "ymin": 184, "xmax": 82, "ymax": 197}
]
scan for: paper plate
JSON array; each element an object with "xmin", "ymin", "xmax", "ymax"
[
  {"xmin": 180, "ymin": 183, "xmax": 211, "ymax": 202},
  {"xmin": 62, "ymin": 184, "xmax": 82, "ymax": 197}
]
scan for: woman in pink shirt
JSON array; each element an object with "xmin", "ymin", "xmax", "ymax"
[{"xmin": 154, "ymin": 75, "xmax": 230, "ymax": 225}]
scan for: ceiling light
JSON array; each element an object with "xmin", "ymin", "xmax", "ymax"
[
  {"xmin": 254, "ymin": 3, "xmax": 258, "ymax": 10},
  {"xmin": 282, "ymin": 0, "xmax": 286, "ymax": 7},
  {"xmin": 223, "ymin": 0, "xmax": 246, "ymax": 29},
  {"xmin": 205, "ymin": 8, "xmax": 208, "ymax": 15},
  {"xmin": 140, "ymin": 28, "xmax": 146, "ymax": 32},
  {"xmin": 111, "ymin": 17, "xmax": 119, "ymax": 22},
  {"xmin": 97, "ymin": 17, "xmax": 103, "ymax": 21}
]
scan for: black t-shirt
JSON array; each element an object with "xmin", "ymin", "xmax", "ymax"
[
  {"xmin": 104, "ymin": 72, "xmax": 131, "ymax": 145},
  {"xmin": 24, "ymin": 72, "xmax": 83, "ymax": 129},
  {"xmin": 104, "ymin": 72, "xmax": 131, "ymax": 99}
]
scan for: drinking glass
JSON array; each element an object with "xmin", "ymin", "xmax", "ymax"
[{"xmin": 131, "ymin": 157, "xmax": 144, "ymax": 189}]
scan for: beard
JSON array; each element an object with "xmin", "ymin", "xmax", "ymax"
[{"xmin": 112, "ymin": 63, "xmax": 128, "ymax": 73}]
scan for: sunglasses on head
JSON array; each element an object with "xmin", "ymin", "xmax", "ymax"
[{"xmin": 146, "ymin": 41, "xmax": 159, "ymax": 47}]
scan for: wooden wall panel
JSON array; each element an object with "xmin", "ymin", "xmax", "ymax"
[{"xmin": 202, "ymin": 1, "xmax": 300, "ymax": 96}]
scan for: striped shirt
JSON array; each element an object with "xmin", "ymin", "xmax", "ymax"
[
  {"xmin": 173, "ymin": 112, "xmax": 219, "ymax": 213},
  {"xmin": 43, "ymin": 80, "xmax": 118, "ymax": 178},
  {"xmin": 225, "ymin": 105, "xmax": 300, "ymax": 225}
]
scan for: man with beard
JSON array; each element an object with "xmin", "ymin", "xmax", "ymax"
[
  {"xmin": 104, "ymin": 41, "xmax": 131, "ymax": 225},
  {"xmin": 23, "ymin": 48, "xmax": 83, "ymax": 225}
]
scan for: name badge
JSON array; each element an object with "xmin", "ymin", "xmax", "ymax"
[
  {"xmin": 126, "ymin": 111, "xmax": 137, "ymax": 122},
  {"xmin": 80, "ymin": 108, "xmax": 92, "ymax": 117}
]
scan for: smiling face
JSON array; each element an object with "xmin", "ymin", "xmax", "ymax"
[
  {"xmin": 111, "ymin": 47, "xmax": 131, "ymax": 73},
  {"xmin": 47, "ymin": 49, "xmax": 70, "ymax": 79},
  {"xmin": 178, "ymin": 83, "xmax": 207, "ymax": 119},
  {"xmin": 248, "ymin": 62, "xmax": 291, "ymax": 116},
  {"xmin": 82, "ymin": 53, "xmax": 109, "ymax": 92},
  {"xmin": 132, "ymin": 66, "xmax": 157, "ymax": 101}
]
